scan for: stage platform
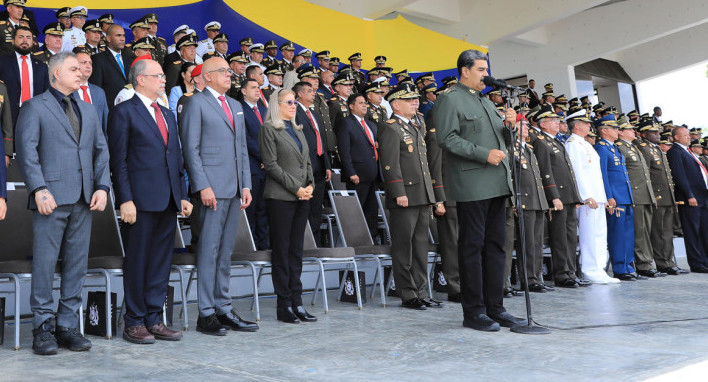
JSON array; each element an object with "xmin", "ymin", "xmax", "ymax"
[{"xmin": 2, "ymin": 247, "xmax": 707, "ymax": 381}]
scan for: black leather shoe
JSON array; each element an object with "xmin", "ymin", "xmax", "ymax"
[
  {"xmin": 276, "ymin": 307, "xmax": 301, "ymax": 324},
  {"xmin": 542, "ymin": 284, "xmax": 555, "ymax": 291},
  {"xmin": 55, "ymin": 326, "xmax": 92, "ymax": 351},
  {"xmin": 463, "ymin": 314, "xmax": 500, "ymax": 332},
  {"xmin": 448, "ymin": 293, "xmax": 462, "ymax": 303},
  {"xmin": 217, "ymin": 309, "xmax": 259, "ymax": 332},
  {"xmin": 556, "ymin": 279, "xmax": 579, "ymax": 288},
  {"xmin": 503, "ymin": 288, "xmax": 515, "ymax": 298},
  {"xmin": 691, "ymin": 266, "xmax": 708, "ymax": 273},
  {"xmin": 197, "ymin": 314, "xmax": 228, "ymax": 336},
  {"xmin": 574, "ymin": 278, "xmax": 592, "ymax": 287},
  {"xmin": 402, "ymin": 298, "xmax": 427, "ymax": 310},
  {"xmin": 615, "ymin": 273, "xmax": 637, "ymax": 281},
  {"xmin": 489, "ymin": 312, "xmax": 527, "ymax": 328},
  {"xmin": 421, "ymin": 298, "xmax": 443, "ymax": 308},
  {"xmin": 32, "ymin": 320, "xmax": 58, "ymax": 356},
  {"xmin": 632, "ymin": 273, "xmax": 648, "ymax": 280},
  {"xmin": 637, "ymin": 269, "xmax": 662, "ymax": 278},
  {"xmin": 660, "ymin": 267, "xmax": 689, "ymax": 275},
  {"xmin": 293, "ymin": 306, "xmax": 317, "ymax": 322},
  {"xmin": 528, "ymin": 284, "xmax": 547, "ymax": 293}
]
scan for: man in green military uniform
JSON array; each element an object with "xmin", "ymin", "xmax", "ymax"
[
  {"xmin": 81, "ymin": 19, "xmax": 103, "ymax": 55},
  {"xmin": 123, "ymin": 17, "xmax": 150, "ymax": 62},
  {"xmin": 164, "ymin": 33, "xmax": 198, "ymax": 92},
  {"xmin": 636, "ymin": 121, "xmax": 688, "ymax": 275},
  {"xmin": 1, "ymin": 0, "xmax": 25, "ymax": 55},
  {"xmin": 279, "ymin": 41, "xmax": 295, "ymax": 72},
  {"xmin": 348, "ymin": 52, "xmax": 366, "ymax": 94},
  {"xmin": 379, "ymin": 82, "xmax": 440, "ymax": 310},
  {"xmin": 327, "ymin": 72, "xmax": 354, "ymax": 128},
  {"xmin": 226, "ymin": 50, "xmax": 248, "ymax": 99},
  {"xmin": 142, "ymin": 13, "xmax": 167, "ymax": 65},
  {"xmin": 434, "ymin": 50, "xmax": 525, "ymax": 331},
  {"xmin": 202, "ymin": 32, "xmax": 228, "ymax": 61},
  {"xmin": 32, "ymin": 22, "xmax": 64, "ymax": 65},
  {"xmin": 261, "ymin": 39, "xmax": 279, "ymax": 68},
  {"xmin": 364, "ymin": 82, "xmax": 386, "ymax": 124},
  {"xmin": 328, "ymin": 57, "xmax": 340, "ymax": 73},
  {"xmin": 260, "ymin": 64, "xmax": 283, "ymax": 100},
  {"xmin": 616, "ymin": 119, "xmax": 664, "ymax": 278}
]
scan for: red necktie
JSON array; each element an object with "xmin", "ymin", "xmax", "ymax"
[
  {"xmin": 306, "ymin": 108, "xmax": 323, "ymax": 156},
  {"xmin": 20, "ymin": 55, "xmax": 30, "ymax": 103},
  {"xmin": 360, "ymin": 117, "xmax": 378, "ymax": 161},
  {"xmin": 688, "ymin": 148, "xmax": 708, "ymax": 187},
  {"xmin": 80, "ymin": 85, "xmax": 91, "ymax": 104},
  {"xmin": 219, "ymin": 95, "xmax": 234, "ymax": 129},
  {"xmin": 252, "ymin": 106, "xmax": 263, "ymax": 125},
  {"xmin": 150, "ymin": 102, "xmax": 168, "ymax": 145},
  {"xmin": 259, "ymin": 89, "xmax": 268, "ymax": 107}
]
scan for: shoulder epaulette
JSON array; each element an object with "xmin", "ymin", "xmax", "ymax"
[
  {"xmin": 125, "ymin": 43, "xmax": 132, "ymax": 47},
  {"xmin": 124, "ymin": 84, "xmax": 133, "ymax": 90},
  {"xmin": 616, "ymin": 141, "xmax": 623, "ymax": 146},
  {"xmin": 32, "ymin": 51, "xmax": 43, "ymax": 55},
  {"xmin": 330, "ymin": 97, "xmax": 338, "ymax": 101},
  {"xmin": 199, "ymin": 39, "xmax": 208, "ymax": 43},
  {"xmin": 0, "ymin": 21, "xmax": 7, "ymax": 25},
  {"xmin": 173, "ymin": 60, "xmax": 181, "ymax": 64},
  {"xmin": 528, "ymin": 143, "xmax": 533, "ymax": 149},
  {"xmin": 537, "ymin": 135, "xmax": 545, "ymax": 140},
  {"xmin": 639, "ymin": 142, "xmax": 647, "ymax": 146},
  {"xmin": 184, "ymin": 92, "xmax": 193, "ymax": 97},
  {"xmin": 599, "ymin": 141, "xmax": 606, "ymax": 145},
  {"xmin": 567, "ymin": 136, "xmax": 575, "ymax": 142},
  {"xmin": 385, "ymin": 119, "xmax": 395, "ymax": 124},
  {"xmin": 157, "ymin": 37, "xmax": 166, "ymax": 42},
  {"xmin": 416, "ymin": 111, "xmax": 423, "ymax": 116}
]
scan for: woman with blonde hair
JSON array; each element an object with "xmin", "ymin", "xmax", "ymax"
[{"xmin": 258, "ymin": 89, "xmax": 317, "ymax": 323}]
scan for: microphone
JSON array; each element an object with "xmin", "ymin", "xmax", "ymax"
[{"xmin": 483, "ymin": 76, "xmax": 521, "ymax": 91}]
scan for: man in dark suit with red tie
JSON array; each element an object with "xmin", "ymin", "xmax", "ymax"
[
  {"xmin": 0, "ymin": 25, "xmax": 49, "ymax": 130},
  {"xmin": 108, "ymin": 58, "xmax": 192, "ymax": 344},
  {"xmin": 294, "ymin": 81, "xmax": 332, "ymax": 243},
  {"xmin": 667, "ymin": 126, "xmax": 708, "ymax": 273},
  {"xmin": 336, "ymin": 93, "xmax": 379, "ymax": 238},
  {"xmin": 239, "ymin": 78, "xmax": 270, "ymax": 250},
  {"xmin": 89, "ymin": 24, "xmax": 130, "ymax": 107}
]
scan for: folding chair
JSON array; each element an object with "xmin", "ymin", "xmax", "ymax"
[{"xmin": 231, "ymin": 210, "xmax": 272, "ymax": 322}]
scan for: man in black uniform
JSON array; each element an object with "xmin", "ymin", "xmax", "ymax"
[
  {"xmin": 226, "ymin": 50, "xmax": 248, "ymax": 99},
  {"xmin": 261, "ymin": 39, "xmax": 279, "ymax": 68},
  {"xmin": 260, "ymin": 64, "xmax": 283, "ymax": 100},
  {"xmin": 327, "ymin": 72, "xmax": 354, "ymax": 129},
  {"xmin": 164, "ymin": 33, "xmax": 197, "ymax": 92},
  {"xmin": 142, "ymin": 13, "xmax": 167, "ymax": 65},
  {"xmin": 348, "ymin": 52, "xmax": 366, "ymax": 94},
  {"xmin": 364, "ymin": 82, "xmax": 386, "ymax": 124},
  {"xmin": 279, "ymin": 41, "xmax": 295, "ymax": 72},
  {"xmin": 82, "ymin": 19, "xmax": 103, "ymax": 55},
  {"xmin": 32, "ymin": 22, "xmax": 64, "ymax": 65}
]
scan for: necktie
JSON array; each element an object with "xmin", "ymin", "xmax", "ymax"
[
  {"xmin": 116, "ymin": 53, "xmax": 126, "ymax": 77},
  {"xmin": 306, "ymin": 109, "xmax": 323, "ymax": 156},
  {"xmin": 62, "ymin": 97, "xmax": 81, "ymax": 141},
  {"xmin": 80, "ymin": 85, "xmax": 92, "ymax": 104},
  {"xmin": 688, "ymin": 149, "xmax": 708, "ymax": 188},
  {"xmin": 20, "ymin": 55, "xmax": 30, "ymax": 103},
  {"xmin": 219, "ymin": 95, "xmax": 234, "ymax": 129},
  {"xmin": 259, "ymin": 89, "xmax": 268, "ymax": 107},
  {"xmin": 252, "ymin": 106, "xmax": 263, "ymax": 125},
  {"xmin": 150, "ymin": 102, "xmax": 168, "ymax": 145},
  {"xmin": 360, "ymin": 117, "xmax": 378, "ymax": 161}
]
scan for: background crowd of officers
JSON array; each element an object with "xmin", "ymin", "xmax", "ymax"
[{"xmin": 1, "ymin": 0, "xmax": 708, "ymax": 349}]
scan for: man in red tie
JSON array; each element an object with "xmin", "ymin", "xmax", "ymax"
[
  {"xmin": 107, "ymin": 58, "xmax": 192, "ymax": 344},
  {"xmin": 72, "ymin": 48, "xmax": 109, "ymax": 136}
]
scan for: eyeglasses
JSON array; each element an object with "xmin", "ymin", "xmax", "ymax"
[
  {"xmin": 279, "ymin": 100, "xmax": 298, "ymax": 106},
  {"xmin": 142, "ymin": 74, "xmax": 166, "ymax": 80},
  {"xmin": 209, "ymin": 67, "xmax": 236, "ymax": 76}
]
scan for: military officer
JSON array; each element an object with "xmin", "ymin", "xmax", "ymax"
[
  {"xmin": 690, "ymin": 127, "xmax": 702, "ymax": 142},
  {"xmin": 97, "ymin": 13, "xmax": 113, "ymax": 49},
  {"xmin": 315, "ymin": 50, "xmax": 330, "ymax": 69},
  {"xmin": 33, "ymin": 22, "xmax": 64, "ymax": 65},
  {"xmin": 248, "ymin": 43, "xmax": 266, "ymax": 72},
  {"xmin": 419, "ymin": 83, "xmax": 436, "ymax": 118},
  {"xmin": 328, "ymin": 57, "xmax": 340, "ymax": 73},
  {"xmin": 616, "ymin": 119, "xmax": 664, "ymax": 278},
  {"xmin": 195, "ymin": 21, "xmax": 220, "ymax": 58},
  {"xmin": 348, "ymin": 52, "xmax": 366, "ymax": 94},
  {"xmin": 141, "ymin": 13, "xmax": 167, "ymax": 65},
  {"xmin": 167, "ymin": 24, "xmax": 189, "ymax": 54},
  {"xmin": 415, "ymin": 72, "xmax": 435, "ymax": 91},
  {"xmin": 378, "ymin": 82, "xmax": 439, "ymax": 310},
  {"xmin": 55, "ymin": 6, "xmax": 71, "ymax": 29},
  {"xmin": 122, "ymin": 17, "xmax": 151, "ymax": 62},
  {"xmin": 594, "ymin": 115, "xmax": 638, "ymax": 280},
  {"xmin": 299, "ymin": 48, "xmax": 313, "ymax": 65},
  {"xmin": 1, "ymin": 0, "xmax": 23, "ymax": 55},
  {"xmin": 81, "ymin": 19, "xmax": 103, "ymax": 55},
  {"xmin": 364, "ymin": 82, "xmax": 386, "ymax": 124},
  {"xmin": 564, "ymin": 110, "xmax": 620, "ymax": 284},
  {"xmin": 261, "ymin": 64, "xmax": 283, "ymax": 100},
  {"xmin": 60, "ymin": 6, "xmax": 87, "ymax": 51},
  {"xmin": 164, "ymin": 33, "xmax": 198, "ymax": 92},
  {"xmin": 327, "ymin": 72, "xmax": 354, "ymax": 128},
  {"xmin": 298, "ymin": 66, "xmax": 336, "ymax": 160},
  {"xmin": 636, "ymin": 121, "xmax": 688, "ymax": 275},
  {"xmin": 279, "ymin": 41, "xmax": 295, "ymax": 72},
  {"xmin": 533, "ymin": 109, "xmax": 585, "ymax": 288},
  {"xmin": 487, "ymin": 89, "xmax": 504, "ymax": 107},
  {"xmin": 202, "ymin": 33, "xmax": 228, "ymax": 61},
  {"xmin": 701, "ymin": 140, "xmax": 708, "ymax": 169},
  {"xmin": 226, "ymin": 50, "xmax": 248, "ymax": 99},
  {"xmin": 239, "ymin": 36, "xmax": 253, "ymax": 54},
  {"xmin": 261, "ymin": 39, "xmax": 279, "ymax": 68}
]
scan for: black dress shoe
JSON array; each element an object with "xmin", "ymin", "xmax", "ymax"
[
  {"xmin": 276, "ymin": 307, "xmax": 301, "ymax": 324},
  {"xmin": 660, "ymin": 267, "xmax": 689, "ymax": 275},
  {"xmin": 574, "ymin": 278, "xmax": 593, "ymax": 287},
  {"xmin": 448, "ymin": 293, "xmax": 462, "ymax": 303},
  {"xmin": 489, "ymin": 312, "xmax": 527, "ymax": 328},
  {"xmin": 503, "ymin": 288, "xmax": 515, "ymax": 298},
  {"xmin": 691, "ymin": 266, "xmax": 708, "ymax": 273},
  {"xmin": 637, "ymin": 269, "xmax": 662, "ymax": 278},
  {"xmin": 217, "ymin": 309, "xmax": 259, "ymax": 332},
  {"xmin": 197, "ymin": 314, "xmax": 228, "ymax": 336},
  {"xmin": 421, "ymin": 297, "xmax": 443, "ymax": 308},
  {"xmin": 293, "ymin": 306, "xmax": 317, "ymax": 322},
  {"xmin": 542, "ymin": 284, "xmax": 555, "ymax": 291},
  {"xmin": 402, "ymin": 298, "xmax": 427, "ymax": 310},
  {"xmin": 615, "ymin": 273, "xmax": 637, "ymax": 281},
  {"xmin": 556, "ymin": 279, "xmax": 579, "ymax": 288},
  {"xmin": 463, "ymin": 314, "xmax": 500, "ymax": 332},
  {"xmin": 632, "ymin": 273, "xmax": 648, "ymax": 280},
  {"xmin": 32, "ymin": 320, "xmax": 58, "ymax": 356},
  {"xmin": 55, "ymin": 326, "xmax": 92, "ymax": 351},
  {"xmin": 528, "ymin": 284, "xmax": 547, "ymax": 293}
]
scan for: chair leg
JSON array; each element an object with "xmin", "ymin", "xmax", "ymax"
[
  {"xmin": 352, "ymin": 260, "xmax": 363, "ymax": 310},
  {"xmin": 79, "ymin": 305, "xmax": 84, "ymax": 335},
  {"xmin": 311, "ymin": 270, "xmax": 321, "ymax": 306},
  {"xmin": 176, "ymin": 267, "xmax": 189, "ymax": 330},
  {"xmin": 12, "ymin": 275, "xmax": 21, "ymax": 350},
  {"xmin": 248, "ymin": 263, "xmax": 261, "ymax": 322},
  {"xmin": 377, "ymin": 258, "xmax": 386, "ymax": 307},
  {"xmin": 102, "ymin": 270, "xmax": 112, "ymax": 339},
  {"xmin": 370, "ymin": 264, "xmax": 380, "ymax": 300},
  {"xmin": 117, "ymin": 296, "xmax": 126, "ymax": 327},
  {"xmin": 318, "ymin": 260, "xmax": 328, "ymax": 313}
]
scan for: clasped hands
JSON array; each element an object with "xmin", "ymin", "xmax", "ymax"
[{"xmin": 296, "ymin": 184, "xmax": 314, "ymax": 201}]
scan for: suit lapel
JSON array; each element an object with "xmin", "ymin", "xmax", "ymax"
[
  {"xmin": 43, "ymin": 92, "xmax": 77, "ymax": 143},
  {"xmin": 202, "ymin": 92, "xmax": 234, "ymax": 133},
  {"xmin": 131, "ymin": 96, "xmax": 165, "ymax": 145},
  {"xmin": 279, "ymin": 127, "xmax": 303, "ymax": 158}
]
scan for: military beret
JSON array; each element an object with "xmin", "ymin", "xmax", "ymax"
[
  {"xmin": 213, "ymin": 33, "xmax": 228, "ymax": 43},
  {"xmin": 415, "ymin": 72, "xmax": 435, "ymax": 84},
  {"xmin": 132, "ymin": 37, "xmax": 155, "ymax": 51},
  {"xmin": 329, "ymin": 57, "xmax": 340, "ymax": 66},
  {"xmin": 264, "ymin": 65, "xmax": 284, "ymax": 76},
  {"xmin": 384, "ymin": 82, "xmax": 419, "ymax": 102},
  {"xmin": 69, "ymin": 6, "xmax": 87, "ymax": 17},
  {"xmin": 56, "ymin": 7, "xmax": 71, "ymax": 18},
  {"xmin": 82, "ymin": 19, "xmax": 101, "ymax": 33},
  {"xmin": 176, "ymin": 34, "xmax": 198, "ymax": 50},
  {"xmin": 5, "ymin": 0, "xmax": 25, "ymax": 7},
  {"xmin": 98, "ymin": 14, "xmax": 114, "ymax": 25},
  {"xmin": 332, "ymin": 72, "xmax": 355, "ymax": 86},
  {"xmin": 264, "ymin": 39, "xmax": 278, "ymax": 50},
  {"xmin": 131, "ymin": 54, "xmax": 152, "ymax": 68},
  {"xmin": 364, "ymin": 81, "xmax": 385, "ymax": 94},
  {"xmin": 422, "ymin": 83, "xmax": 437, "ymax": 93},
  {"xmin": 298, "ymin": 48, "xmax": 312, "ymax": 58},
  {"xmin": 374, "ymin": 55, "xmax": 387, "ymax": 64},
  {"xmin": 204, "ymin": 21, "xmax": 221, "ymax": 32},
  {"xmin": 143, "ymin": 13, "xmax": 158, "ymax": 24},
  {"xmin": 43, "ymin": 22, "xmax": 65, "ymax": 36},
  {"xmin": 191, "ymin": 64, "xmax": 203, "ymax": 78},
  {"xmin": 316, "ymin": 50, "xmax": 330, "ymax": 59},
  {"xmin": 130, "ymin": 18, "xmax": 150, "ymax": 30},
  {"xmin": 279, "ymin": 41, "xmax": 294, "ymax": 51},
  {"xmin": 227, "ymin": 51, "xmax": 249, "ymax": 64},
  {"xmin": 249, "ymin": 43, "xmax": 265, "ymax": 53},
  {"xmin": 240, "ymin": 37, "xmax": 253, "ymax": 47}
]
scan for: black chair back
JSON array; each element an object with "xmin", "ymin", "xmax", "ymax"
[
  {"xmin": 234, "ymin": 210, "xmax": 257, "ymax": 253},
  {"xmin": 328, "ymin": 190, "xmax": 373, "ymax": 247},
  {"xmin": 88, "ymin": 194, "xmax": 124, "ymax": 259},
  {"xmin": 0, "ymin": 185, "xmax": 33, "ymax": 261},
  {"xmin": 303, "ymin": 222, "xmax": 318, "ymax": 250},
  {"xmin": 328, "ymin": 169, "xmax": 347, "ymax": 191},
  {"xmin": 5, "ymin": 158, "xmax": 24, "ymax": 183}
]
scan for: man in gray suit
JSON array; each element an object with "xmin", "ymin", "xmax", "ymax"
[
  {"xmin": 180, "ymin": 56, "xmax": 258, "ymax": 335},
  {"xmin": 72, "ymin": 49, "xmax": 109, "ymax": 137},
  {"xmin": 16, "ymin": 52, "xmax": 110, "ymax": 355}
]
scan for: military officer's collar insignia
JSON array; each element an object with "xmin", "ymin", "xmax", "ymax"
[
  {"xmin": 537, "ymin": 135, "xmax": 545, "ymax": 140},
  {"xmin": 385, "ymin": 119, "xmax": 395, "ymax": 124}
]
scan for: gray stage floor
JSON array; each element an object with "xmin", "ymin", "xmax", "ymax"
[{"xmin": 2, "ymin": 259, "xmax": 708, "ymax": 381}]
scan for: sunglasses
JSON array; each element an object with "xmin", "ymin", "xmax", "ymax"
[{"xmin": 279, "ymin": 100, "xmax": 298, "ymax": 106}]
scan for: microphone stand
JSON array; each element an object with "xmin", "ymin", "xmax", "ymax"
[{"xmin": 504, "ymin": 90, "xmax": 551, "ymax": 335}]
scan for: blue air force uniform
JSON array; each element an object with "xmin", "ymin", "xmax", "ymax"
[{"xmin": 595, "ymin": 137, "xmax": 635, "ymax": 275}]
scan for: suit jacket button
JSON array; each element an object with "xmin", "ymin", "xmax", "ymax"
[{"xmin": 78, "ymin": 169, "xmax": 82, "ymax": 173}]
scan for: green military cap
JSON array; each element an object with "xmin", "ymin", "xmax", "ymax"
[
  {"xmin": 580, "ymin": 95, "xmax": 590, "ymax": 104},
  {"xmin": 544, "ymin": 83, "xmax": 553, "ymax": 91},
  {"xmin": 526, "ymin": 105, "xmax": 542, "ymax": 122},
  {"xmin": 536, "ymin": 109, "xmax": 562, "ymax": 120},
  {"xmin": 606, "ymin": 106, "xmax": 618, "ymax": 115},
  {"xmin": 213, "ymin": 33, "xmax": 228, "ymax": 43},
  {"xmin": 204, "ymin": 21, "xmax": 221, "ymax": 32},
  {"xmin": 72, "ymin": 45, "xmax": 93, "ymax": 55},
  {"xmin": 638, "ymin": 120, "xmax": 661, "ymax": 132},
  {"xmin": 555, "ymin": 94, "xmax": 568, "ymax": 103},
  {"xmin": 639, "ymin": 112, "xmax": 650, "ymax": 119},
  {"xmin": 662, "ymin": 120, "xmax": 674, "ymax": 128},
  {"xmin": 592, "ymin": 103, "xmax": 605, "ymax": 113},
  {"xmin": 176, "ymin": 34, "xmax": 198, "ymax": 50},
  {"xmin": 627, "ymin": 110, "xmax": 639, "ymax": 118},
  {"xmin": 565, "ymin": 109, "xmax": 592, "ymax": 124},
  {"xmin": 378, "ymin": 78, "xmax": 391, "ymax": 87},
  {"xmin": 690, "ymin": 127, "xmax": 702, "ymax": 134},
  {"xmin": 553, "ymin": 102, "xmax": 568, "ymax": 111},
  {"xmin": 394, "ymin": 69, "xmax": 409, "ymax": 78},
  {"xmin": 297, "ymin": 65, "xmax": 319, "ymax": 79},
  {"xmin": 329, "ymin": 57, "xmax": 340, "ymax": 67},
  {"xmin": 279, "ymin": 41, "xmax": 294, "ymax": 51},
  {"xmin": 69, "ymin": 6, "xmax": 87, "ymax": 18},
  {"xmin": 98, "ymin": 14, "xmax": 114, "ymax": 25},
  {"xmin": 379, "ymin": 66, "xmax": 393, "ymax": 78},
  {"xmin": 568, "ymin": 97, "xmax": 579, "ymax": 107},
  {"xmin": 374, "ymin": 55, "xmax": 386, "ymax": 64},
  {"xmin": 518, "ymin": 92, "xmax": 528, "ymax": 99},
  {"xmin": 131, "ymin": 37, "xmax": 155, "ymax": 51},
  {"xmin": 384, "ymin": 82, "xmax": 418, "ymax": 102},
  {"xmin": 367, "ymin": 67, "xmax": 383, "ymax": 77},
  {"xmin": 82, "ymin": 19, "xmax": 101, "ymax": 33},
  {"xmin": 264, "ymin": 39, "xmax": 278, "ymax": 50},
  {"xmin": 348, "ymin": 52, "xmax": 362, "ymax": 61},
  {"xmin": 264, "ymin": 64, "xmax": 284, "ymax": 76},
  {"xmin": 130, "ymin": 18, "xmax": 150, "ymax": 30},
  {"xmin": 659, "ymin": 139, "xmax": 672, "ymax": 145},
  {"xmin": 415, "ymin": 72, "xmax": 435, "ymax": 84},
  {"xmin": 5, "ymin": 0, "xmax": 25, "ymax": 7},
  {"xmin": 690, "ymin": 139, "xmax": 702, "ymax": 148},
  {"xmin": 333, "ymin": 72, "xmax": 355, "ymax": 86},
  {"xmin": 398, "ymin": 76, "xmax": 414, "ymax": 86},
  {"xmin": 240, "ymin": 37, "xmax": 253, "ymax": 47},
  {"xmin": 316, "ymin": 50, "xmax": 330, "ymax": 59},
  {"xmin": 227, "ymin": 51, "xmax": 249, "ymax": 63},
  {"xmin": 43, "ymin": 22, "xmax": 65, "ymax": 36},
  {"xmin": 364, "ymin": 81, "xmax": 385, "ymax": 94},
  {"xmin": 487, "ymin": 89, "xmax": 501, "ymax": 96},
  {"xmin": 56, "ymin": 7, "xmax": 71, "ymax": 18},
  {"xmin": 143, "ymin": 13, "xmax": 158, "ymax": 24},
  {"xmin": 441, "ymin": 76, "xmax": 458, "ymax": 87},
  {"xmin": 249, "ymin": 43, "xmax": 265, "ymax": 53},
  {"xmin": 541, "ymin": 91, "xmax": 554, "ymax": 98},
  {"xmin": 422, "ymin": 83, "xmax": 437, "ymax": 93},
  {"xmin": 617, "ymin": 116, "xmax": 633, "ymax": 129}
]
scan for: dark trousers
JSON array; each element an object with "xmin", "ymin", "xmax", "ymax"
[
  {"xmin": 651, "ymin": 205, "xmax": 677, "ymax": 269},
  {"xmin": 247, "ymin": 174, "xmax": 270, "ymax": 250},
  {"xmin": 457, "ymin": 196, "xmax": 507, "ymax": 319},
  {"xmin": 307, "ymin": 176, "xmax": 326, "ymax": 246},
  {"xmin": 517, "ymin": 209, "xmax": 545, "ymax": 286},
  {"xmin": 389, "ymin": 205, "xmax": 430, "ymax": 301},
  {"xmin": 436, "ymin": 206, "xmax": 460, "ymax": 295},
  {"xmin": 122, "ymin": 208, "xmax": 176, "ymax": 328},
  {"xmin": 633, "ymin": 204, "xmax": 655, "ymax": 271},
  {"xmin": 677, "ymin": 202, "xmax": 708, "ymax": 270},
  {"xmin": 348, "ymin": 180, "xmax": 378, "ymax": 240},
  {"xmin": 503, "ymin": 204, "xmax": 514, "ymax": 289},
  {"xmin": 547, "ymin": 203, "xmax": 578, "ymax": 282},
  {"xmin": 266, "ymin": 199, "xmax": 310, "ymax": 308}
]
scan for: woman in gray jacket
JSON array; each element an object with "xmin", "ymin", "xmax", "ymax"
[{"xmin": 259, "ymin": 89, "xmax": 317, "ymax": 324}]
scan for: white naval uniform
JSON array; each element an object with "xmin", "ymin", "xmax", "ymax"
[
  {"xmin": 565, "ymin": 133, "xmax": 619, "ymax": 284},
  {"xmin": 196, "ymin": 38, "xmax": 214, "ymax": 58},
  {"xmin": 167, "ymin": 43, "xmax": 176, "ymax": 54},
  {"xmin": 61, "ymin": 27, "xmax": 86, "ymax": 52},
  {"xmin": 115, "ymin": 85, "xmax": 169, "ymax": 108}
]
